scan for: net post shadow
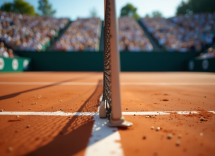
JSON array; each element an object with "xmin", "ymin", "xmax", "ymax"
[
  {"xmin": 25, "ymin": 80, "xmax": 103, "ymax": 156},
  {"xmin": 0, "ymin": 73, "xmax": 99, "ymax": 101}
]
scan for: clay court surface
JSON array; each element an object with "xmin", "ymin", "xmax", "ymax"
[{"xmin": 0, "ymin": 72, "xmax": 215, "ymax": 156}]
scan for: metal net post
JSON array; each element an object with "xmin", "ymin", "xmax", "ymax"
[{"xmin": 100, "ymin": 0, "xmax": 133, "ymax": 127}]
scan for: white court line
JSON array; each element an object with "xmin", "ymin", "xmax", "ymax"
[
  {"xmin": 121, "ymin": 82, "xmax": 215, "ymax": 85},
  {"xmin": 0, "ymin": 111, "xmax": 214, "ymax": 116},
  {"xmin": 85, "ymin": 94, "xmax": 123, "ymax": 156},
  {"xmin": 84, "ymin": 111, "xmax": 123, "ymax": 156},
  {"xmin": 0, "ymin": 82, "xmax": 215, "ymax": 85},
  {"xmin": 0, "ymin": 111, "xmax": 96, "ymax": 116}
]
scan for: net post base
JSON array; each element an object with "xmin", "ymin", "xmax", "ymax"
[
  {"xmin": 99, "ymin": 101, "xmax": 107, "ymax": 118},
  {"xmin": 107, "ymin": 116, "xmax": 133, "ymax": 127}
]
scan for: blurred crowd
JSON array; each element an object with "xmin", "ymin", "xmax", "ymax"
[
  {"xmin": 119, "ymin": 17, "xmax": 153, "ymax": 51},
  {"xmin": 142, "ymin": 13, "xmax": 215, "ymax": 52},
  {"xmin": 200, "ymin": 47, "xmax": 215, "ymax": 59},
  {"xmin": 54, "ymin": 18, "xmax": 101, "ymax": 51},
  {"xmin": 2, "ymin": 10, "xmax": 214, "ymax": 53},
  {"xmin": 0, "ymin": 11, "xmax": 69, "ymax": 51},
  {"xmin": 0, "ymin": 42, "xmax": 14, "ymax": 58}
]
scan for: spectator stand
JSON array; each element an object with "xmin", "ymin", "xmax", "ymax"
[
  {"xmin": 141, "ymin": 13, "xmax": 215, "ymax": 52},
  {"xmin": 137, "ymin": 19, "xmax": 161, "ymax": 51},
  {"xmin": 0, "ymin": 11, "xmax": 69, "ymax": 52},
  {"xmin": 54, "ymin": 18, "xmax": 101, "ymax": 52},
  {"xmin": 46, "ymin": 20, "xmax": 72, "ymax": 51},
  {"xmin": 118, "ymin": 17, "xmax": 153, "ymax": 52},
  {"xmin": 170, "ymin": 13, "xmax": 215, "ymax": 52},
  {"xmin": 141, "ymin": 17, "xmax": 179, "ymax": 51}
]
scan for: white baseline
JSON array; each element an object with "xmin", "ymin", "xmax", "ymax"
[
  {"xmin": 0, "ymin": 82, "xmax": 215, "ymax": 85},
  {"xmin": 0, "ymin": 111, "xmax": 215, "ymax": 116}
]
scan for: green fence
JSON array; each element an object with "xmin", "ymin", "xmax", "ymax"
[
  {"xmin": 188, "ymin": 57, "xmax": 215, "ymax": 72},
  {"xmin": 15, "ymin": 51, "xmax": 199, "ymax": 71},
  {"xmin": 0, "ymin": 57, "xmax": 31, "ymax": 72}
]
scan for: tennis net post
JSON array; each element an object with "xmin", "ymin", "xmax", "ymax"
[{"xmin": 99, "ymin": 0, "xmax": 133, "ymax": 127}]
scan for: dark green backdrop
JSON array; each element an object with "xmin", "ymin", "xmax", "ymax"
[
  {"xmin": 15, "ymin": 51, "xmax": 200, "ymax": 71},
  {"xmin": 188, "ymin": 57, "xmax": 215, "ymax": 72}
]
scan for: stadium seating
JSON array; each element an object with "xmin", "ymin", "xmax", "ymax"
[
  {"xmin": 141, "ymin": 13, "xmax": 215, "ymax": 52},
  {"xmin": 55, "ymin": 17, "xmax": 153, "ymax": 52},
  {"xmin": 119, "ymin": 17, "xmax": 153, "ymax": 51},
  {"xmin": 2, "ymin": 10, "xmax": 214, "ymax": 53},
  {"xmin": 54, "ymin": 18, "xmax": 101, "ymax": 51},
  {"xmin": 0, "ymin": 11, "xmax": 69, "ymax": 52}
]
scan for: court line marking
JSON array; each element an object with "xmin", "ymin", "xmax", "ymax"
[
  {"xmin": 84, "ymin": 110, "xmax": 123, "ymax": 156},
  {"xmin": 121, "ymin": 82, "xmax": 215, "ymax": 85},
  {"xmin": 84, "ymin": 95, "xmax": 123, "ymax": 156},
  {"xmin": 0, "ymin": 82, "xmax": 215, "ymax": 85},
  {"xmin": 0, "ymin": 111, "xmax": 214, "ymax": 116}
]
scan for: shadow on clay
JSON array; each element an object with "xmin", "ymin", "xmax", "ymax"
[
  {"xmin": 25, "ymin": 80, "xmax": 106, "ymax": 156},
  {"xmin": 0, "ymin": 73, "xmax": 99, "ymax": 101}
]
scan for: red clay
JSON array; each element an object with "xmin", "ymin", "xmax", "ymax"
[
  {"xmin": 0, "ymin": 75, "xmax": 103, "ymax": 113},
  {"xmin": 0, "ymin": 115, "xmax": 94, "ymax": 156},
  {"xmin": 0, "ymin": 72, "xmax": 215, "ymax": 156},
  {"xmin": 119, "ymin": 114, "xmax": 215, "ymax": 156},
  {"xmin": 121, "ymin": 85, "xmax": 215, "ymax": 112}
]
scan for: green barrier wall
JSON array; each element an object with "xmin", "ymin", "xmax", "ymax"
[
  {"xmin": 188, "ymin": 57, "xmax": 215, "ymax": 72},
  {"xmin": 120, "ymin": 52, "xmax": 199, "ymax": 71},
  {"xmin": 0, "ymin": 57, "xmax": 31, "ymax": 72},
  {"xmin": 15, "ymin": 51, "xmax": 199, "ymax": 71}
]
